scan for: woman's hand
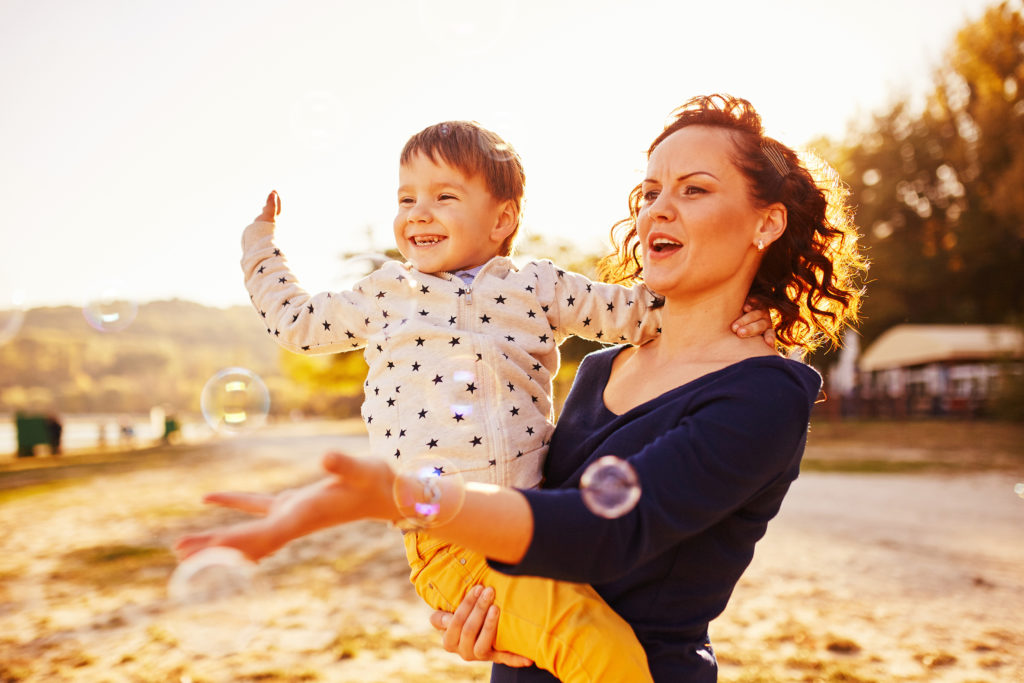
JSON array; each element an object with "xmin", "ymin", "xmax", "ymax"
[
  {"xmin": 255, "ymin": 190, "xmax": 281, "ymax": 223},
  {"xmin": 732, "ymin": 298, "xmax": 776, "ymax": 347},
  {"xmin": 174, "ymin": 451, "xmax": 398, "ymax": 562},
  {"xmin": 428, "ymin": 585, "xmax": 534, "ymax": 668}
]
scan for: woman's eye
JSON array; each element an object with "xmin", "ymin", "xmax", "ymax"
[
  {"xmin": 683, "ymin": 185, "xmax": 706, "ymax": 195},
  {"xmin": 641, "ymin": 190, "xmax": 659, "ymax": 203}
]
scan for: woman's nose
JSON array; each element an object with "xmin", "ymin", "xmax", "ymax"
[{"xmin": 647, "ymin": 194, "xmax": 673, "ymax": 222}]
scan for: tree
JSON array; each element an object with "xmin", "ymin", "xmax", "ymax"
[{"xmin": 828, "ymin": 1, "xmax": 1024, "ymax": 346}]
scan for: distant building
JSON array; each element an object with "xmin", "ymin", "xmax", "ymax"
[{"xmin": 853, "ymin": 324, "xmax": 1024, "ymax": 417}]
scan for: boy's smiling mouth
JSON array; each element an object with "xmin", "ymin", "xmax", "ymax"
[{"xmin": 411, "ymin": 235, "xmax": 447, "ymax": 246}]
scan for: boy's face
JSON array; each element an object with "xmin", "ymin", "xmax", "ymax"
[{"xmin": 394, "ymin": 152, "xmax": 515, "ymax": 274}]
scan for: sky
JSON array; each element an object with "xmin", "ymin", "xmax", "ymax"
[{"xmin": 0, "ymin": 0, "xmax": 998, "ymax": 310}]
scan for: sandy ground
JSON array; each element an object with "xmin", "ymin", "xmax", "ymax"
[{"xmin": 0, "ymin": 421, "xmax": 1021, "ymax": 682}]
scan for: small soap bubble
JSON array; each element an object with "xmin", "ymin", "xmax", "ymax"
[
  {"xmin": 334, "ymin": 252, "xmax": 392, "ymax": 291},
  {"xmin": 82, "ymin": 284, "xmax": 137, "ymax": 333},
  {"xmin": 580, "ymin": 455, "xmax": 641, "ymax": 519},
  {"xmin": 442, "ymin": 353, "xmax": 497, "ymax": 425},
  {"xmin": 476, "ymin": 112, "xmax": 522, "ymax": 162},
  {"xmin": 416, "ymin": 0, "xmax": 518, "ymax": 55},
  {"xmin": 290, "ymin": 90, "xmax": 347, "ymax": 150},
  {"xmin": 393, "ymin": 455, "xmax": 466, "ymax": 528},
  {"xmin": 201, "ymin": 367, "xmax": 270, "ymax": 433},
  {"xmin": 1014, "ymin": 482, "xmax": 1024, "ymax": 498},
  {"xmin": 0, "ymin": 291, "xmax": 26, "ymax": 345},
  {"xmin": 166, "ymin": 547, "xmax": 260, "ymax": 655}
]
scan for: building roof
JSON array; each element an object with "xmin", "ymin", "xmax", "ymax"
[{"xmin": 859, "ymin": 324, "xmax": 1024, "ymax": 371}]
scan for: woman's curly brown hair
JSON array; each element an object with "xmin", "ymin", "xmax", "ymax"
[{"xmin": 599, "ymin": 94, "xmax": 867, "ymax": 353}]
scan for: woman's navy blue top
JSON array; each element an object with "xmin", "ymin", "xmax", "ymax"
[{"xmin": 489, "ymin": 346, "xmax": 822, "ymax": 682}]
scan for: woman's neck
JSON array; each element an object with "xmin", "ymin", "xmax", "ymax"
[{"xmin": 649, "ymin": 289, "xmax": 763, "ymax": 362}]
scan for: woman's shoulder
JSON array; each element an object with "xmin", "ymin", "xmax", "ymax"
[{"xmin": 715, "ymin": 355, "xmax": 822, "ymax": 404}]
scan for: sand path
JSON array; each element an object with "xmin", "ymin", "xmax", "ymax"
[{"xmin": 0, "ymin": 422, "xmax": 1020, "ymax": 682}]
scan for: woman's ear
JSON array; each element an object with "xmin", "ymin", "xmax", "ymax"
[
  {"xmin": 756, "ymin": 203, "xmax": 787, "ymax": 249},
  {"xmin": 490, "ymin": 200, "xmax": 518, "ymax": 244}
]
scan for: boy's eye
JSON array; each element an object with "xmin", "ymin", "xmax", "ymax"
[
  {"xmin": 399, "ymin": 197, "xmax": 414, "ymax": 206},
  {"xmin": 438, "ymin": 193, "xmax": 457, "ymax": 201}
]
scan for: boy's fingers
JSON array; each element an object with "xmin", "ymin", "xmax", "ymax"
[{"xmin": 203, "ymin": 491, "xmax": 274, "ymax": 516}]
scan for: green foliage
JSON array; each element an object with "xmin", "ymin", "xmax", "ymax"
[
  {"xmin": 824, "ymin": 2, "xmax": 1024, "ymax": 347},
  {"xmin": 0, "ymin": 300, "xmax": 311, "ymax": 416}
]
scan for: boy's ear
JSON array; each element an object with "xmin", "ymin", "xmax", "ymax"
[
  {"xmin": 756, "ymin": 202, "xmax": 787, "ymax": 248},
  {"xmin": 490, "ymin": 200, "xmax": 518, "ymax": 244}
]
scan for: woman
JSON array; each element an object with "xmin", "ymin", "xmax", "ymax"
[{"xmin": 177, "ymin": 94, "xmax": 864, "ymax": 681}]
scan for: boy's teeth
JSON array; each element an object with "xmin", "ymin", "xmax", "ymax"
[{"xmin": 413, "ymin": 236, "xmax": 444, "ymax": 246}]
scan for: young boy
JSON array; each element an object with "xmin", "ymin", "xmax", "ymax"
[{"xmin": 218, "ymin": 121, "xmax": 768, "ymax": 681}]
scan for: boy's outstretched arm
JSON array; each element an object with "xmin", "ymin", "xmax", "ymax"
[{"xmin": 174, "ymin": 454, "xmax": 398, "ymax": 562}]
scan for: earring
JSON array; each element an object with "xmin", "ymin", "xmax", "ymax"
[{"xmin": 757, "ymin": 239, "xmax": 765, "ymax": 252}]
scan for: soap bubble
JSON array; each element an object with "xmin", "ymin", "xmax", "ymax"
[
  {"xmin": 476, "ymin": 111, "xmax": 522, "ymax": 162},
  {"xmin": 166, "ymin": 547, "xmax": 260, "ymax": 655},
  {"xmin": 201, "ymin": 367, "xmax": 270, "ymax": 433},
  {"xmin": 334, "ymin": 252, "xmax": 392, "ymax": 291},
  {"xmin": 416, "ymin": 0, "xmax": 519, "ymax": 55},
  {"xmin": 1014, "ymin": 482, "xmax": 1024, "ymax": 498},
  {"xmin": 580, "ymin": 455, "xmax": 641, "ymax": 519},
  {"xmin": 0, "ymin": 291, "xmax": 26, "ymax": 345},
  {"xmin": 290, "ymin": 90, "xmax": 347, "ymax": 150},
  {"xmin": 82, "ymin": 284, "xmax": 137, "ymax": 333},
  {"xmin": 441, "ymin": 353, "xmax": 497, "ymax": 426},
  {"xmin": 393, "ymin": 455, "xmax": 466, "ymax": 528}
]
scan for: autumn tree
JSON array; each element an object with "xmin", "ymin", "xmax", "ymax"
[{"xmin": 829, "ymin": 1, "xmax": 1024, "ymax": 346}]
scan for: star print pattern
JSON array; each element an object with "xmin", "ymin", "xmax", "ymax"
[{"xmin": 242, "ymin": 220, "xmax": 662, "ymax": 488}]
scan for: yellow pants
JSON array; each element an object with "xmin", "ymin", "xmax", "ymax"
[{"xmin": 403, "ymin": 531, "xmax": 652, "ymax": 683}]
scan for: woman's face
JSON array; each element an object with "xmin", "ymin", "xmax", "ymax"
[{"xmin": 637, "ymin": 125, "xmax": 767, "ymax": 300}]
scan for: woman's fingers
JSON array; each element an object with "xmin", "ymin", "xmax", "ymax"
[
  {"xmin": 431, "ymin": 590, "xmax": 532, "ymax": 667},
  {"xmin": 202, "ymin": 491, "xmax": 275, "ymax": 516},
  {"xmin": 441, "ymin": 585, "xmax": 483, "ymax": 654},
  {"xmin": 429, "ymin": 609, "xmax": 452, "ymax": 632}
]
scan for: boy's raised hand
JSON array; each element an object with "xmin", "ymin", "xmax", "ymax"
[
  {"xmin": 255, "ymin": 190, "xmax": 281, "ymax": 223},
  {"xmin": 732, "ymin": 298, "xmax": 776, "ymax": 348}
]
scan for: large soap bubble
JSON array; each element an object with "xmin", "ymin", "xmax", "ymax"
[
  {"xmin": 165, "ymin": 546, "xmax": 261, "ymax": 655},
  {"xmin": 0, "ymin": 291, "xmax": 26, "ymax": 345},
  {"xmin": 580, "ymin": 455, "xmax": 641, "ymax": 519},
  {"xmin": 82, "ymin": 283, "xmax": 138, "ymax": 333},
  {"xmin": 393, "ymin": 455, "xmax": 466, "ymax": 528},
  {"xmin": 200, "ymin": 367, "xmax": 270, "ymax": 433}
]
